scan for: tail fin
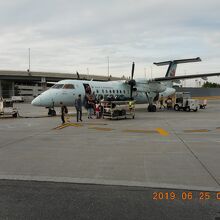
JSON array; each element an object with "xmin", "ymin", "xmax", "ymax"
[{"xmin": 154, "ymin": 57, "xmax": 201, "ymax": 77}]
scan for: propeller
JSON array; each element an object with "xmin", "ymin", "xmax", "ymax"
[{"xmin": 128, "ymin": 62, "xmax": 136, "ymax": 99}]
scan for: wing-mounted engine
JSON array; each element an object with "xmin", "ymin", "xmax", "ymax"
[{"xmin": 148, "ymin": 81, "xmax": 166, "ymax": 93}]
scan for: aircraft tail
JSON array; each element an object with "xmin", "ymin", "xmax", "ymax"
[{"xmin": 154, "ymin": 57, "xmax": 201, "ymax": 78}]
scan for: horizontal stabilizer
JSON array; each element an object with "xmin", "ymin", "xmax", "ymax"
[
  {"xmin": 154, "ymin": 57, "xmax": 201, "ymax": 66},
  {"xmin": 153, "ymin": 72, "xmax": 220, "ymax": 82}
]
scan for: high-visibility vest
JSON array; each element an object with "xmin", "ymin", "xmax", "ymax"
[{"xmin": 129, "ymin": 101, "xmax": 134, "ymax": 109}]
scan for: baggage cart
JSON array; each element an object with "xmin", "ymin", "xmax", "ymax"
[{"xmin": 101, "ymin": 100, "xmax": 135, "ymax": 120}]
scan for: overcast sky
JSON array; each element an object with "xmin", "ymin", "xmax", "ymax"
[{"xmin": 0, "ymin": 0, "xmax": 220, "ymax": 84}]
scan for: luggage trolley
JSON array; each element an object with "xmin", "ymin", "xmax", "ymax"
[{"xmin": 101, "ymin": 100, "xmax": 135, "ymax": 120}]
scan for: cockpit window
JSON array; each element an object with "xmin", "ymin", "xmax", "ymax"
[
  {"xmin": 51, "ymin": 84, "xmax": 64, "ymax": 89},
  {"xmin": 63, "ymin": 84, "xmax": 75, "ymax": 89}
]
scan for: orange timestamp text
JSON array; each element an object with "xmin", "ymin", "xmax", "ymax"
[{"xmin": 152, "ymin": 191, "xmax": 220, "ymax": 201}]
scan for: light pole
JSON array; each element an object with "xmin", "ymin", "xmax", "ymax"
[
  {"xmin": 107, "ymin": 56, "xmax": 109, "ymax": 77},
  {"xmin": 28, "ymin": 48, "xmax": 31, "ymax": 72}
]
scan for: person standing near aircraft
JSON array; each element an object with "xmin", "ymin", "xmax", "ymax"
[
  {"xmin": 159, "ymin": 95, "xmax": 165, "ymax": 110},
  {"xmin": 75, "ymin": 94, "xmax": 83, "ymax": 122},
  {"xmin": 87, "ymin": 94, "xmax": 94, "ymax": 119},
  {"xmin": 60, "ymin": 102, "xmax": 68, "ymax": 124}
]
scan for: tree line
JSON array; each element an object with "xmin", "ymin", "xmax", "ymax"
[{"xmin": 202, "ymin": 81, "xmax": 220, "ymax": 88}]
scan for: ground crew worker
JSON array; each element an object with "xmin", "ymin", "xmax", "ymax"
[
  {"xmin": 129, "ymin": 100, "xmax": 135, "ymax": 111},
  {"xmin": 159, "ymin": 95, "xmax": 165, "ymax": 109},
  {"xmin": 75, "ymin": 94, "xmax": 83, "ymax": 122},
  {"xmin": 60, "ymin": 102, "xmax": 68, "ymax": 124},
  {"xmin": 166, "ymin": 97, "xmax": 173, "ymax": 109}
]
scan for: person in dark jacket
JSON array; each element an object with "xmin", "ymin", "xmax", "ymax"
[
  {"xmin": 75, "ymin": 94, "xmax": 83, "ymax": 122},
  {"xmin": 60, "ymin": 102, "xmax": 68, "ymax": 124}
]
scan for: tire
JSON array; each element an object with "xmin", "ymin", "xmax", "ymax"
[
  {"xmin": 12, "ymin": 113, "xmax": 17, "ymax": 118},
  {"xmin": 148, "ymin": 104, "xmax": 156, "ymax": 112},
  {"xmin": 174, "ymin": 104, "xmax": 179, "ymax": 111},
  {"xmin": 186, "ymin": 106, "xmax": 190, "ymax": 112},
  {"xmin": 152, "ymin": 105, "xmax": 156, "ymax": 112},
  {"xmin": 193, "ymin": 108, "xmax": 198, "ymax": 112}
]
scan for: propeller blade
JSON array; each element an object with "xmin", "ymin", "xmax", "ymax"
[
  {"xmin": 130, "ymin": 85, "xmax": 133, "ymax": 99},
  {"xmin": 131, "ymin": 62, "xmax": 135, "ymax": 79},
  {"xmin": 130, "ymin": 62, "xmax": 135, "ymax": 99}
]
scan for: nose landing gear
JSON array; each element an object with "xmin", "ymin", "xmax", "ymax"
[{"xmin": 48, "ymin": 108, "xmax": 56, "ymax": 116}]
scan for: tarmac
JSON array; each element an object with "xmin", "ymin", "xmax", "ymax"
[{"xmin": 0, "ymin": 101, "xmax": 220, "ymax": 219}]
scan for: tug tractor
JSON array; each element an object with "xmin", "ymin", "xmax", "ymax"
[{"xmin": 174, "ymin": 92, "xmax": 199, "ymax": 112}]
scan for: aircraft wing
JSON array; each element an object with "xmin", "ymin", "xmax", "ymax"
[{"xmin": 153, "ymin": 72, "xmax": 220, "ymax": 82}]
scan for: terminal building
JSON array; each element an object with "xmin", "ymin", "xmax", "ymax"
[{"xmin": 0, "ymin": 70, "xmax": 123, "ymax": 102}]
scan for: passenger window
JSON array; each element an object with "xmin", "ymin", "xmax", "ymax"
[
  {"xmin": 96, "ymin": 90, "xmax": 99, "ymax": 93},
  {"xmin": 110, "ymin": 90, "xmax": 112, "ymax": 93},
  {"xmin": 113, "ymin": 90, "xmax": 115, "ymax": 93},
  {"xmin": 120, "ymin": 90, "xmax": 122, "ymax": 93},
  {"xmin": 102, "ymin": 89, "xmax": 104, "ymax": 93},
  {"xmin": 116, "ymin": 90, "xmax": 118, "ymax": 93},
  {"xmin": 63, "ymin": 84, "xmax": 75, "ymax": 89},
  {"xmin": 123, "ymin": 90, "xmax": 126, "ymax": 94},
  {"xmin": 105, "ymin": 90, "xmax": 108, "ymax": 93}
]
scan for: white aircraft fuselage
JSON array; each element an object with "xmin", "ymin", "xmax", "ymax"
[{"xmin": 31, "ymin": 79, "xmax": 175, "ymax": 108}]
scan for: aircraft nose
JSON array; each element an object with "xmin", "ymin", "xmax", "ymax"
[{"xmin": 31, "ymin": 96, "xmax": 41, "ymax": 106}]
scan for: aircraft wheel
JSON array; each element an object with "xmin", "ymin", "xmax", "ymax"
[
  {"xmin": 186, "ymin": 106, "xmax": 190, "ymax": 112},
  {"xmin": 148, "ymin": 104, "xmax": 156, "ymax": 112},
  {"xmin": 51, "ymin": 110, "xmax": 56, "ymax": 116},
  {"xmin": 152, "ymin": 105, "xmax": 157, "ymax": 112},
  {"xmin": 48, "ymin": 108, "xmax": 52, "ymax": 116},
  {"xmin": 174, "ymin": 104, "xmax": 179, "ymax": 111}
]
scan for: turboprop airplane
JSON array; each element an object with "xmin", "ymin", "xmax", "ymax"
[{"xmin": 31, "ymin": 57, "xmax": 220, "ymax": 115}]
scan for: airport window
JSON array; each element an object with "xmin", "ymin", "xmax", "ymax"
[
  {"xmin": 63, "ymin": 84, "xmax": 75, "ymax": 89},
  {"xmin": 51, "ymin": 84, "xmax": 64, "ymax": 89}
]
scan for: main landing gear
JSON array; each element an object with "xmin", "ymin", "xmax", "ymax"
[
  {"xmin": 145, "ymin": 92, "xmax": 157, "ymax": 112},
  {"xmin": 147, "ymin": 104, "xmax": 157, "ymax": 112}
]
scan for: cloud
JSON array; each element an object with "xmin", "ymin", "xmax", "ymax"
[{"xmin": 0, "ymin": 0, "xmax": 220, "ymax": 83}]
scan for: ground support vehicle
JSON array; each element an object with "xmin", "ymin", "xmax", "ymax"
[
  {"xmin": 199, "ymin": 99, "xmax": 207, "ymax": 109},
  {"xmin": 174, "ymin": 92, "xmax": 199, "ymax": 112},
  {"xmin": 0, "ymin": 99, "xmax": 18, "ymax": 118},
  {"xmin": 11, "ymin": 96, "xmax": 24, "ymax": 103},
  {"xmin": 102, "ymin": 101, "xmax": 135, "ymax": 120}
]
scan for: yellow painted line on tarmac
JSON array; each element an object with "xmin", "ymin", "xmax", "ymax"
[
  {"xmin": 184, "ymin": 129, "xmax": 210, "ymax": 133},
  {"xmin": 156, "ymin": 128, "xmax": 170, "ymax": 136},
  {"xmin": 53, "ymin": 122, "xmax": 83, "ymax": 130},
  {"xmin": 83, "ymin": 122, "xmax": 108, "ymax": 126},
  {"xmin": 123, "ymin": 129, "xmax": 157, "ymax": 134},
  {"xmin": 68, "ymin": 123, "xmax": 83, "ymax": 127},
  {"xmin": 53, "ymin": 123, "xmax": 70, "ymax": 130},
  {"xmin": 88, "ymin": 127, "xmax": 114, "ymax": 131}
]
